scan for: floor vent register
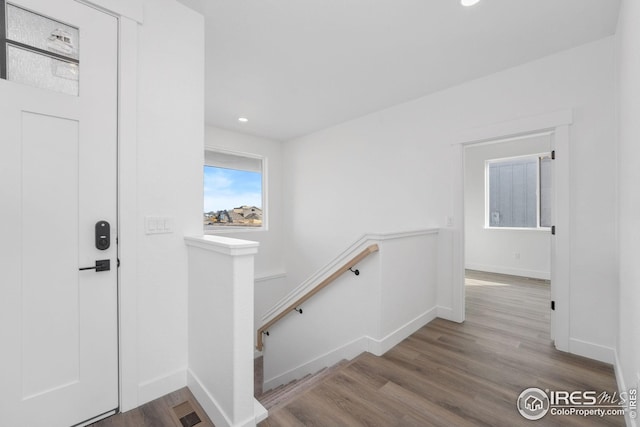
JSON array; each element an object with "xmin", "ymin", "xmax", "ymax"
[{"xmin": 172, "ymin": 401, "xmax": 202, "ymax": 427}]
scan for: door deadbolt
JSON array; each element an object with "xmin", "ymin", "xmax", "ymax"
[{"xmin": 95, "ymin": 221, "xmax": 110, "ymax": 250}]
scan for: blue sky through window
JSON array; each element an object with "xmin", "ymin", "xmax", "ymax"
[{"xmin": 203, "ymin": 166, "xmax": 262, "ymax": 213}]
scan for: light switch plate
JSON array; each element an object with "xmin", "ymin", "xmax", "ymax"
[{"xmin": 145, "ymin": 216, "xmax": 174, "ymax": 234}]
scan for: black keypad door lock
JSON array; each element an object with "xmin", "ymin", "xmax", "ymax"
[{"xmin": 95, "ymin": 221, "xmax": 110, "ymax": 250}]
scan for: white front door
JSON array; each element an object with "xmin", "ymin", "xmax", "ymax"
[{"xmin": 0, "ymin": 0, "xmax": 118, "ymax": 425}]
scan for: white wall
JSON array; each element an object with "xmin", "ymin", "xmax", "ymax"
[
  {"xmin": 135, "ymin": 0, "xmax": 204, "ymax": 403},
  {"xmin": 465, "ymin": 135, "xmax": 551, "ymax": 280},
  {"xmin": 262, "ymin": 231, "xmax": 439, "ymax": 390},
  {"xmin": 283, "ymin": 37, "xmax": 618, "ymax": 363},
  {"xmin": 204, "ymin": 126, "xmax": 285, "ymax": 277},
  {"xmin": 616, "ymin": 0, "xmax": 640, "ymax": 418},
  {"xmin": 204, "ymin": 126, "xmax": 289, "ymax": 343}
]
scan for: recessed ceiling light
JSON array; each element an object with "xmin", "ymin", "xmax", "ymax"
[
  {"xmin": 461, "ymin": 0, "xmax": 480, "ymax": 6},
  {"xmin": 238, "ymin": 117, "xmax": 249, "ymax": 123}
]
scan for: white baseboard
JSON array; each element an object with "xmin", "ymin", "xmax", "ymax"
[
  {"xmin": 254, "ymin": 399, "xmax": 268, "ymax": 424},
  {"xmin": 138, "ymin": 367, "xmax": 187, "ymax": 406},
  {"xmin": 263, "ymin": 336, "xmax": 368, "ymax": 391},
  {"xmin": 367, "ymin": 307, "xmax": 437, "ymax": 356},
  {"xmin": 436, "ymin": 306, "xmax": 456, "ymax": 322},
  {"xmin": 188, "ymin": 369, "xmax": 233, "ymax": 427},
  {"xmin": 263, "ymin": 307, "xmax": 439, "ymax": 391},
  {"xmin": 613, "ymin": 351, "xmax": 639, "ymax": 427},
  {"xmin": 188, "ymin": 369, "xmax": 261, "ymax": 427},
  {"xmin": 569, "ymin": 338, "xmax": 615, "ymax": 364},
  {"xmin": 614, "ymin": 350, "xmax": 627, "ymax": 393},
  {"xmin": 465, "ymin": 263, "xmax": 550, "ymax": 280}
]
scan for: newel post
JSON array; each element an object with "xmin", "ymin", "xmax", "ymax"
[{"xmin": 185, "ymin": 235, "xmax": 265, "ymax": 427}]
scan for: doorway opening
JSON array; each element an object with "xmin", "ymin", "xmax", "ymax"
[
  {"xmin": 463, "ymin": 132, "xmax": 553, "ymax": 342},
  {"xmin": 454, "ymin": 110, "xmax": 572, "ymax": 352}
]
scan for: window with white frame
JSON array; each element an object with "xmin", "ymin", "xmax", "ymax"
[
  {"xmin": 486, "ymin": 153, "xmax": 552, "ymax": 229},
  {"xmin": 203, "ymin": 150, "xmax": 264, "ymax": 231}
]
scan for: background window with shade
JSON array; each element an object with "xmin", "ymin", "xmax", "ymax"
[
  {"xmin": 204, "ymin": 150, "xmax": 264, "ymax": 231},
  {"xmin": 486, "ymin": 154, "xmax": 552, "ymax": 229}
]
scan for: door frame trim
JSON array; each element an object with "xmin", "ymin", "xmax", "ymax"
[
  {"xmin": 116, "ymin": 14, "xmax": 140, "ymax": 412},
  {"xmin": 79, "ymin": 0, "xmax": 143, "ymax": 412},
  {"xmin": 78, "ymin": 0, "xmax": 142, "ymax": 415},
  {"xmin": 452, "ymin": 109, "xmax": 573, "ymax": 352},
  {"xmin": 75, "ymin": 0, "xmax": 142, "ymax": 23}
]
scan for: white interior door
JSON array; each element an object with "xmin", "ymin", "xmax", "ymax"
[{"xmin": 0, "ymin": 1, "xmax": 118, "ymax": 425}]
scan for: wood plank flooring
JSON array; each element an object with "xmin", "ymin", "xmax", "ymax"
[
  {"xmin": 87, "ymin": 271, "xmax": 623, "ymax": 426},
  {"xmin": 88, "ymin": 387, "xmax": 214, "ymax": 427},
  {"xmin": 260, "ymin": 270, "xmax": 624, "ymax": 426}
]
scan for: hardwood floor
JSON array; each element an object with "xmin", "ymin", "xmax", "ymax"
[
  {"xmin": 88, "ymin": 387, "xmax": 214, "ymax": 427},
  {"xmin": 88, "ymin": 271, "xmax": 623, "ymax": 426},
  {"xmin": 260, "ymin": 271, "xmax": 624, "ymax": 426}
]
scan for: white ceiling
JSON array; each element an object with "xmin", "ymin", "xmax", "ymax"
[{"xmin": 178, "ymin": 0, "xmax": 621, "ymax": 141}]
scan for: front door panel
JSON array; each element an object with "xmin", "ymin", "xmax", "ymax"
[{"xmin": 0, "ymin": 1, "xmax": 118, "ymax": 425}]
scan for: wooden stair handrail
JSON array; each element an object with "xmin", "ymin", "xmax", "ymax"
[{"xmin": 256, "ymin": 243, "xmax": 379, "ymax": 351}]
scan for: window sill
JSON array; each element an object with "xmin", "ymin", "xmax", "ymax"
[
  {"xmin": 204, "ymin": 227, "xmax": 267, "ymax": 234},
  {"xmin": 484, "ymin": 226, "xmax": 551, "ymax": 232}
]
